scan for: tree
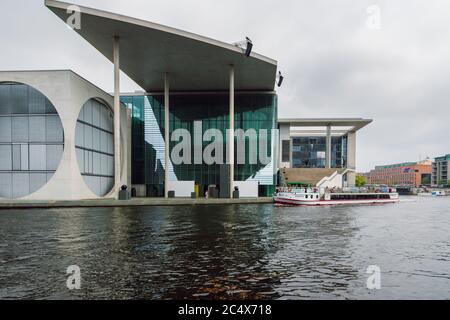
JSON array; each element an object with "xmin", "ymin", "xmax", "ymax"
[{"xmin": 356, "ymin": 175, "xmax": 366, "ymax": 187}]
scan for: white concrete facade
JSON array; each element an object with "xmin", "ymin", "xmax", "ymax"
[
  {"xmin": 346, "ymin": 131, "xmax": 357, "ymax": 186},
  {"xmin": 0, "ymin": 70, "xmax": 130, "ymax": 200},
  {"xmin": 46, "ymin": 0, "xmax": 278, "ymax": 92},
  {"xmin": 233, "ymin": 181, "xmax": 259, "ymax": 198}
]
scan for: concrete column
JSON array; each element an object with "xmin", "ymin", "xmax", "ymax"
[
  {"xmin": 347, "ymin": 131, "xmax": 357, "ymax": 187},
  {"xmin": 347, "ymin": 131, "xmax": 356, "ymax": 170},
  {"xmin": 325, "ymin": 124, "xmax": 332, "ymax": 168},
  {"xmin": 229, "ymin": 65, "xmax": 235, "ymax": 198},
  {"xmin": 126, "ymin": 108, "xmax": 132, "ymax": 188},
  {"xmin": 113, "ymin": 36, "xmax": 121, "ymax": 199},
  {"xmin": 164, "ymin": 73, "xmax": 170, "ymax": 198},
  {"xmin": 279, "ymin": 123, "xmax": 291, "ymax": 169}
]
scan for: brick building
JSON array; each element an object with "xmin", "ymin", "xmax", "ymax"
[{"xmin": 366, "ymin": 160, "xmax": 432, "ymax": 187}]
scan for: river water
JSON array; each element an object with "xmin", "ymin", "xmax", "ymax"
[{"xmin": 0, "ymin": 196, "xmax": 449, "ymax": 300}]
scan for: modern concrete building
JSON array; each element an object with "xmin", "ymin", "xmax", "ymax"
[
  {"xmin": 432, "ymin": 154, "xmax": 450, "ymax": 186},
  {"xmin": 0, "ymin": 0, "xmax": 282, "ymax": 200},
  {"xmin": 0, "ymin": 70, "xmax": 130, "ymax": 200},
  {"xmin": 0, "ymin": 1, "xmax": 372, "ymax": 201},
  {"xmin": 366, "ymin": 159, "xmax": 432, "ymax": 187},
  {"xmin": 277, "ymin": 118, "xmax": 372, "ymax": 187}
]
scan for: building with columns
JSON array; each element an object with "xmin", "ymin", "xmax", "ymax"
[
  {"xmin": 0, "ymin": 1, "xmax": 279, "ymax": 200},
  {"xmin": 432, "ymin": 154, "xmax": 450, "ymax": 186},
  {"xmin": 44, "ymin": 0, "xmax": 278, "ymax": 198},
  {"xmin": 0, "ymin": 1, "xmax": 372, "ymax": 200},
  {"xmin": 278, "ymin": 118, "xmax": 372, "ymax": 187}
]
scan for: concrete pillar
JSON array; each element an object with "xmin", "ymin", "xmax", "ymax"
[
  {"xmin": 113, "ymin": 36, "xmax": 121, "ymax": 199},
  {"xmin": 279, "ymin": 123, "xmax": 291, "ymax": 169},
  {"xmin": 229, "ymin": 65, "xmax": 235, "ymax": 198},
  {"xmin": 347, "ymin": 131, "xmax": 357, "ymax": 186},
  {"xmin": 347, "ymin": 131, "xmax": 356, "ymax": 170},
  {"xmin": 126, "ymin": 108, "xmax": 132, "ymax": 189},
  {"xmin": 325, "ymin": 125, "xmax": 332, "ymax": 168},
  {"xmin": 164, "ymin": 73, "xmax": 170, "ymax": 198}
]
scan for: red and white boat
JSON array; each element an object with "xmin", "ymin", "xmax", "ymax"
[{"xmin": 274, "ymin": 188, "xmax": 399, "ymax": 206}]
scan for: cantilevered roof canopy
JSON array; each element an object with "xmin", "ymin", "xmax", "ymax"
[
  {"xmin": 278, "ymin": 118, "xmax": 373, "ymax": 132},
  {"xmin": 45, "ymin": 0, "xmax": 278, "ymax": 92}
]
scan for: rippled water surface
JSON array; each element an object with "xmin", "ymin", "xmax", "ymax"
[{"xmin": 1, "ymin": 196, "xmax": 449, "ymax": 300}]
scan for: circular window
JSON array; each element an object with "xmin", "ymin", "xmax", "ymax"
[
  {"xmin": 0, "ymin": 82, "xmax": 64, "ymax": 199},
  {"xmin": 75, "ymin": 98, "xmax": 114, "ymax": 196}
]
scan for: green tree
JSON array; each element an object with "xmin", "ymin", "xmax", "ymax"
[{"xmin": 356, "ymin": 175, "xmax": 366, "ymax": 187}]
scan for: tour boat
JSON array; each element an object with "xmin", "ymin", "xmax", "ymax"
[
  {"xmin": 418, "ymin": 191, "xmax": 447, "ymax": 197},
  {"xmin": 274, "ymin": 188, "xmax": 400, "ymax": 206}
]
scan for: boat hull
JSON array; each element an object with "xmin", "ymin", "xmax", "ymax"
[
  {"xmin": 418, "ymin": 192, "xmax": 446, "ymax": 197},
  {"xmin": 273, "ymin": 197, "xmax": 400, "ymax": 206}
]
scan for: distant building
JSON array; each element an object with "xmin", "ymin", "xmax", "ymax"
[
  {"xmin": 1, "ymin": 1, "xmax": 280, "ymax": 200},
  {"xmin": 366, "ymin": 159, "xmax": 432, "ymax": 187},
  {"xmin": 278, "ymin": 118, "xmax": 372, "ymax": 187},
  {"xmin": 432, "ymin": 154, "xmax": 450, "ymax": 186}
]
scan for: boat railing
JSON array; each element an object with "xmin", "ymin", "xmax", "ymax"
[
  {"xmin": 276, "ymin": 186, "xmax": 397, "ymax": 196},
  {"xmin": 276, "ymin": 187, "xmax": 319, "ymax": 194}
]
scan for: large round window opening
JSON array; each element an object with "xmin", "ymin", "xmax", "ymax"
[
  {"xmin": 75, "ymin": 98, "xmax": 114, "ymax": 197},
  {"xmin": 0, "ymin": 82, "xmax": 64, "ymax": 199}
]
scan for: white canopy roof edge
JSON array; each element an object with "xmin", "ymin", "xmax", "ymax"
[{"xmin": 45, "ymin": 0, "xmax": 279, "ymax": 92}]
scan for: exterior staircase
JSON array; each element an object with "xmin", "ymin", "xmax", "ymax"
[{"xmin": 281, "ymin": 168, "xmax": 347, "ymax": 187}]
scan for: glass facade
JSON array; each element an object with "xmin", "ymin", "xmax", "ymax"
[
  {"xmin": 291, "ymin": 135, "xmax": 347, "ymax": 168},
  {"xmin": 331, "ymin": 136, "xmax": 347, "ymax": 168},
  {"xmin": 75, "ymin": 98, "xmax": 114, "ymax": 197},
  {"xmin": 121, "ymin": 93, "xmax": 277, "ymax": 197},
  {"xmin": 0, "ymin": 83, "xmax": 64, "ymax": 198}
]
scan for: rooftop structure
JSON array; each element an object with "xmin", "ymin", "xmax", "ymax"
[{"xmin": 46, "ymin": 0, "xmax": 277, "ymax": 92}]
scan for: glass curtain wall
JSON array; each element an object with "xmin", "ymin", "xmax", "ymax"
[
  {"xmin": 292, "ymin": 137, "xmax": 326, "ymax": 168},
  {"xmin": 331, "ymin": 136, "xmax": 347, "ymax": 168},
  {"xmin": 121, "ymin": 93, "xmax": 277, "ymax": 197},
  {"xmin": 75, "ymin": 98, "xmax": 114, "ymax": 197},
  {"xmin": 0, "ymin": 83, "xmax": 64, "ymax": 199}
]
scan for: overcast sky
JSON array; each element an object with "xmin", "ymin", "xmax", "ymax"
[{"xmin": 1, "ymin": 0, "xmax": 449, "ymax": 172}]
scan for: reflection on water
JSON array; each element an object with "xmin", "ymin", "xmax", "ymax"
[{"xmin": 0, "ymin": 197, "xmax": 449, "ymax": 300}]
